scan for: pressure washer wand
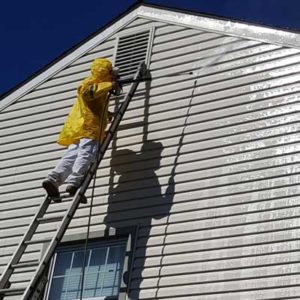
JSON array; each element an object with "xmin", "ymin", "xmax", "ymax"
[
  {"xmin": 118, "ymin": 77, "xmax": 152, "ymax": 84},
  {"xmin": 112, "ymin": 69, "xmax": 194, "ymax": 95},
  {"xmin": 117, "ymin": 71, "xmax": 193, "ymax": 84}
]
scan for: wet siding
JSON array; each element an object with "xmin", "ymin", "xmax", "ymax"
[{"xmin": 1, "ymin": 15, "xmax": 300, "ymax": 299}]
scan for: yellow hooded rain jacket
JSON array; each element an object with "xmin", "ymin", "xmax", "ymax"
[{"xmin": 58, "ymin": 58, "xmax": 113, "ymax": 146}]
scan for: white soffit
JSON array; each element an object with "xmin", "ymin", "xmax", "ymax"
[{"xmin": 1, "ymin": 4, "xmax": 300, "ymax": 111}]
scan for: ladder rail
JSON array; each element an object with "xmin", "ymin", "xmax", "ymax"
[
  {"xmin": 0, "ymin": 196, "xmax": 50, "ymax": 290},
  {"xmin": 21, "ymin": 62, "xmax": 147, "ymax": 300}
]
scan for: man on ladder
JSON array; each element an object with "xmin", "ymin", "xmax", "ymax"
[
  {"xmin": 0, "ymin": 61, "xmax": 147, "ymax": 300},
  {"xmin": 42, "ymin": 58, "xmax": 117, "ymax": 199}
]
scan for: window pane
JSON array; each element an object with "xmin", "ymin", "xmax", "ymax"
[
  {"xmin": 48, "ymin": 277, "xmax": 67, "ymax": 300},
  {"xmin": 65, "ymin": 275, "xmax": 82, "ymax": 299},
  {"xmin": 53, "ymin": 252, "xmax": 73, "ymax": 277},
  {"xmin": 102, "ymin": 245, "xmax": 126, "ymax": 296},
  {"xmin": 70, "ymin": 250, "xmax": 85, "ymax": 276},
  {"xmin": 65, "ymin": 291, "xmax": 79, "ymax": 300},
  {"xmin": 101, "ymin": 270, "xmax": 121, "ymax": 297},
  {"xmin": 109, "ymin": 245, "xmax": 126, "ymax": 262},
  {"xmin": 84, "ymin": 272, "xmax": 104, "ymax": 290},
  {"xmin": 47, "ymin": 242, "xmax": 126, "ymax": 300},
  {"xmin": 88, "ymin": 247, "xmax": 107, "ymax": 273}
]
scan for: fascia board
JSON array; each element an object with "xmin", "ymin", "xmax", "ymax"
[{"xmin": 137, "ymin": 6, "xmax": 300, "ymax": 49}]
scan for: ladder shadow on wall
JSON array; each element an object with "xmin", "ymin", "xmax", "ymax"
[{"xmin": 104, "ymin": 78, "xmax": 175, "ymax": 297}]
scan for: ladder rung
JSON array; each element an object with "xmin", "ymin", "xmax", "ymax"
[
  {"xmin": 37, "ymin": 215, "xmax": 63, "ymax": 223},
  {"xmin": 24, "ymin": 238, "xmax": 52, "ymax": 245},
  {"xmin": 0, "ymin": 287, "xmax": 25, "ymax": 295},
  {"xmin": 11, "ymin": 260, "xmax": 39, "ymax": 269},
  {"xmin": 48, "ymin": 194, "xmax": 73, "ymax": 203}
]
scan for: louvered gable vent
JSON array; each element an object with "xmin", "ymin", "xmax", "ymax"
[{"xmin": 114, "ymin": 30, "xmax": 152, "ymax": 79}]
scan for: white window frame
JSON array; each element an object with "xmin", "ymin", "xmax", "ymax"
[
  {"xmin": 42, "ymin": 226, "xmax": 139, "ymax": 300},
  {"xmin": 44, "ymin": 239, "xmax": 126, "ymax": 300}
]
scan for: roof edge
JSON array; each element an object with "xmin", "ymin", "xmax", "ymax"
[
  {"xmin": 139, "ymin": 3, "xmax": 300, "ymax": 49},
  {"xmin": 2, "ymin": 3, "xmax": 300, "ymax": 111},
  {"xmin": 143, "ymin": 2, "xmax": 300, "ymax": 34}
]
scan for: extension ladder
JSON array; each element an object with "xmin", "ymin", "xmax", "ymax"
[{"xmin": 0, "ymin": 62, "xmax": 148, "ymax": 300}]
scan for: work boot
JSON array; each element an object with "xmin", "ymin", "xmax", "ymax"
[
  {"xmin": 66, "ymin": 184, "xmax": 78, "ymax": 196},
  {"xmin": 66, "ymin": 184, "xmax": 87, "ymax": 204},
  {"xmin": 42, "ymin": 179, "xmax": 60, "ymax": 197}
]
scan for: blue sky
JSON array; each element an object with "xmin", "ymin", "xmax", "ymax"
[{"xmin": 1, "ymin": 0, "xmax": 299, "ymax": 97}]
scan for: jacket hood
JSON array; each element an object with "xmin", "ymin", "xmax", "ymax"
[{"xmin": 91, "ymin": 58, "xmax": 112, "ymax": 81}]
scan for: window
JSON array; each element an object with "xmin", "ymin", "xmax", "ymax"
[
  {"xmin": 44, "ymin": 240, "xmax": 126, "ymax": 300},
  {"xmin": 114, "ymin": 29, "xmax": 154, "ymax": 79}
]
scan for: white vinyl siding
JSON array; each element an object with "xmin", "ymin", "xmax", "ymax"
[{"xmin": 1, "ymin": 13, "xmax": 300, "ymax": 300}]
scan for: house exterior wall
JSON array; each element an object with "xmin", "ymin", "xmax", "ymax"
[{"xmin": 1, "ymin": 12, "xmax": 300, "ymax": 299}]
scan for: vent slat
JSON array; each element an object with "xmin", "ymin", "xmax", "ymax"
[
  {"xmin": 115, "ymin": 30, "xmax": 151, "ymax": 78},
  {"xmin": 118, "ymin": 62, "xmax": 144, "ymax": 72},
  {"xmin": 118, "ymin": 65, "xmax": 144, "ymax": 73},
  {"xmin": 119, "ymin": 32, "xmax": 149, "ymax": 42},
  {"xmin": 116, "ymin": 52, "xmax": 147, "ymax": 62},
  {"xmin": 119, "ymin": 36, "xmax": 149, "ymax": 49},
  {"xmin": 116, "ymin": 53, "xmax": 147, "ymax": 63},
  {"xmin": 119, "ymin": 67, "xmax": 141, "ymax": 75},
  {"xmin": 117, "ymin": 44, "xmax": 148, "ymax": 55},
  {"xmin": 116, "ymin": 54, "xmax": 147, "ymax": 65}
]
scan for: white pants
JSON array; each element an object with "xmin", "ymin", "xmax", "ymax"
[{"xmin": 48, "ymin": 138, "xmax": 99, "ymax": 187}]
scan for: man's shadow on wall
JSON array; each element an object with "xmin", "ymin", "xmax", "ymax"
[
  {"xmin": 104, "ymin": 140, "xmax": 174, "ymax": 298},
  {"xmin": 103, "ymin": 74, "xmax": 176, "ymax": 298}
]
